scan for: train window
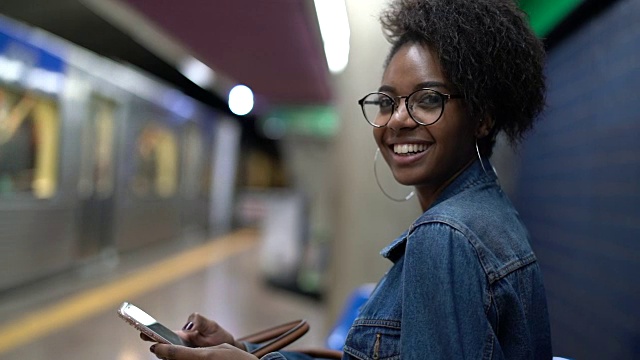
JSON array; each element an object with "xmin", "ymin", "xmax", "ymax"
[
  {"xmin": 131, "ymin": 122, "xmax": 178, "ymax": 198},
  {"xmin": 0, "ymin": 87, "xmax": 60, "ymax": 199},
  {"xmin": 78, "ymin": 95, "xmax": 116, "ymax": 199}
]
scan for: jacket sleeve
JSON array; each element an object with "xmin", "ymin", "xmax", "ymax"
[
  {"xmin": 260, "ymin": 351, "xmax": 316, "ymax": 360},
  {"xmin": 401, "ymin": 222, "xmax": 490, "ymax": 359}
]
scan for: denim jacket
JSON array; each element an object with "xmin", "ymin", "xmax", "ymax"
[{"xmin": 262, "ymin": 159, "xmax": 552, "ymax": 360}]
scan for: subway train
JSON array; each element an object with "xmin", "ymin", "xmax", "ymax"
[{"xmin": 0, "ymin": 15, "xmax": 241, "ymax": 292}]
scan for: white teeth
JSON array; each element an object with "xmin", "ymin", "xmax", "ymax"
[{"xmin": 393, "ymin": 143, "xmax": 427, "ymax": 154}]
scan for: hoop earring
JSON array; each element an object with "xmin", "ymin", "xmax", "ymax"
[
  {"xmin": 374, "ymin": 148, "xmax": 415, "ymax": 202},
  {"xmin": 475, "ymin": 139, "xmax": 489, "ymax": 177}
]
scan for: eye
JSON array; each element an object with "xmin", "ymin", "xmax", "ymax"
[
  {"xmin": 364, "ymin": 94, "xmax": 394, "ymax": 113},
  {"xmin": 378, "ymin": 97, "xmax": 394, "ymax": 111},
  {"xmin": 413, "ymin": 92, "xmax": 442, "ymax": 109}
]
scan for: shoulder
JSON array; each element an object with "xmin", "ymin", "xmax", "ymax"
[
  {"xmin": 403, "ymin": 221, "xmax": 485, "ymax": 275},
  {"xmin": 409, "ymin": 187, "xmax": 537, "ymax": 283}
]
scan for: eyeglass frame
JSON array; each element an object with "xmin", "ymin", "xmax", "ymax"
[{"xmin": 357, "ymin": 88, "xmax": 463, "ymax": 128}]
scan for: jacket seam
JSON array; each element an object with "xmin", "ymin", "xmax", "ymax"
[
  {"xmin": 409, "ymin": 217, "xmax": 537, "ymax": 284},
  {"xmin": 351, "ymin": 318, "xmax": 401, "ymax": 329},
  {"xmin": 483, "ymin": 329, "xmax": 495, "ymax": 360},
  {"xmin": 407, "ymin": 218, "xmax": 494, "ymax": 282}
]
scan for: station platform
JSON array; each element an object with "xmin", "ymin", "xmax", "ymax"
[{"xmin": 0, "ymin": 229, "xmax": 328, "ymax": 360}]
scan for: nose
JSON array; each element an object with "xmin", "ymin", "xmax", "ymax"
[{"xmin": 387, "ymin": 97, "xmax": 416, "ymax": 130}]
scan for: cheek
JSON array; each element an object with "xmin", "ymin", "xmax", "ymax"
[{"xmin": 438, "ymin": 112, "xmax": 474, "ymax": 143}]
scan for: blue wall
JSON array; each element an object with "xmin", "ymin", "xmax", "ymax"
[{"xmin": 514, "ymin": 0, "xmax": 640, "ymax": 358}]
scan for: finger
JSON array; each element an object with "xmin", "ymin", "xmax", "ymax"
[
  {"xmin": 174, "ymin": 329, "xmax": 198, "ymax": 345},
  {"xmin": 182, "ymin": 312, "xmax": 202, "ymax": 331},
  {"xmin": 151, "ymin": 343, "xmax": 189, "ymax": 360},
  {"xmin": 140, "ymin": 332, "xmax": 154, "ymax": 342},
  {"xmin": 189, "ymin": 313, "xmax": 211, "ymax": 331}
]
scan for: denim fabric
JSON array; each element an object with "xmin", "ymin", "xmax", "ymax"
[
  {"xmin": 261, "ymin": 159, "xmax": 552, "ymax": 360},
  {"xmin": 261, "ymin": 351, "xmax": 314, "ymax": 360},
  {"xmin": 342, "ymin": 159, "xmax": 552, "ymax": 360}
]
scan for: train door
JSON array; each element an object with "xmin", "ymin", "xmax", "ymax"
[
  {"xmin": 0, "ymin": 85, "xmax": 71, "ymax": 290},
  {"xmin": 76, "ymin": 94, "xmax": 117, "ymax": 258}
]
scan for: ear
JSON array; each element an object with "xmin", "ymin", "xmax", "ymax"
[{"xmin": 475, "ymin": 115, "xmax": 495, "ymax": 139}]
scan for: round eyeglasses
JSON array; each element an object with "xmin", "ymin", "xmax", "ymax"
[{"xmin": 357, "ymin": 88, "xmax": 463, "ymax": 127}]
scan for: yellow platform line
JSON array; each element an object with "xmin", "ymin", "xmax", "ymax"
[{"xmin": 0, "ymin": 228, "xmax": 258, "ymax": 354}]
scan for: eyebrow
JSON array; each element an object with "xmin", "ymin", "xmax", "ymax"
[{"xmin": 378, "ymin": 81, "xmax": 448, "ymax": 93}]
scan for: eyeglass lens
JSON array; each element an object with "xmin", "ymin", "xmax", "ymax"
[{"xmin": 361, "ymin": 89, "xmax": 444, "ymax": 126}]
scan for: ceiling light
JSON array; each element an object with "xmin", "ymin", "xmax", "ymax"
[
  {"xmin": 179, "ymin": 56, "xmax": 215, "ymax": 88},
  {"xmin": 314, "ymin": 0, "xmax": 351, "ymax": 74},
  {"xmin": 228, "ymin": 85, "xmax": 254, "ymax": 116}
]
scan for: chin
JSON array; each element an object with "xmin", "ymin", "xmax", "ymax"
[{"xmin": 391, "ymin": 171, "xmax": 424, "ymax": 187}]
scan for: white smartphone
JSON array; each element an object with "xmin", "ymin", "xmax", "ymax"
[{"xmin": 117, "ymin": 302, "xmax": 189, "ymax": 346}]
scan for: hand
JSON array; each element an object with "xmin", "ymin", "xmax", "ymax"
[
  {"xmin": 150, "ymin": 343, "xmax": 259, "ymax": 360},
  {"xmin": 140, "ymin": 313, "xmax": 245, "ymax": 350}
]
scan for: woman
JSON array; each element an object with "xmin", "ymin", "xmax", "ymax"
[{"xmin": 149, "ymin": 0, "xmax": 552, "ymax": 358}]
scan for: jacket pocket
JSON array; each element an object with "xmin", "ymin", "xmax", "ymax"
[{"xmin": 343, "ymin": 319, "xmax": 401, "ymax": 360}]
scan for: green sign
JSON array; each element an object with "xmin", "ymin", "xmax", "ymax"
[
  {"xmin": 518, "ymin": 0, "xmax": 585, "ymax": 37},
  {"xmin": 264, "ymin": 106, "xmax": 338, "ymax": 138}
]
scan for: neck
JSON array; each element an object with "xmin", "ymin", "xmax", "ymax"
[{"xmin": 416, "ymin": 157, "xmax": 477, "ymax": 212}]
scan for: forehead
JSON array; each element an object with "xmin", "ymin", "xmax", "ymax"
[{"xmin": 382, "ymin": 42, "xmax": 446, "ymax": 89}]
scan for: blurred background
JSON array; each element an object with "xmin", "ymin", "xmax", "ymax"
[{"xmin": 0, "ymin": 0, "xmax": 638, "ymax": 359}]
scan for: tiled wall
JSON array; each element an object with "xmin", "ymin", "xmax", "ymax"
[{"xmin": 514, "ymin": 0, "xmax": 640, "ymax": 358}]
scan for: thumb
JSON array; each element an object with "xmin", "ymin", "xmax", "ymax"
[
  {"xmin": 176, "ymin": 329, "xmax": 199, "ymax": 345},
  {"xmin": 150, "ymin": 343, "xmax": 187, "ymax": 359}
]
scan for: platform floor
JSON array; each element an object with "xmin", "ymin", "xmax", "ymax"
[{"xmin": 0, "ymin": 229, "xmax": 328, "ymax": 360}]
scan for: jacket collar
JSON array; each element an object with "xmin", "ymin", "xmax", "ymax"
[{"xmin": 380, "ymin": 158, "xmax": 497, "ymax": 262}]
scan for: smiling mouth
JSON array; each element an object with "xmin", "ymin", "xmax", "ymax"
[{"xmin": 392, "ymin": 143, "xmax": 429, "ymax": 155}]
